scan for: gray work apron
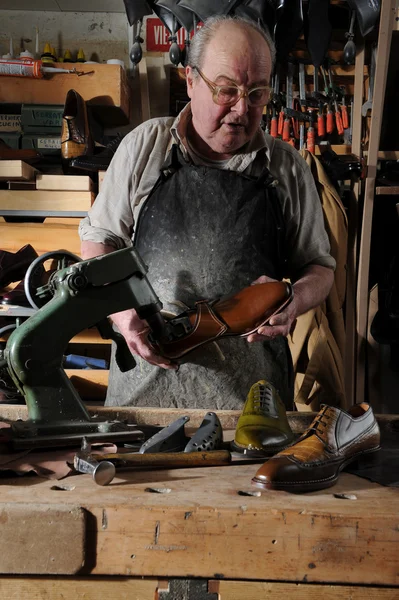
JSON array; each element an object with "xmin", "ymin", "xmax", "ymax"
[{"xmin": 106, "ymin": 145, "xmax": 294, "ymax": 409}]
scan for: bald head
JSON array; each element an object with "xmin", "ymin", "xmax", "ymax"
[{"xmin": 188, "ymin": 15, "xmax": 275, "ymax": 76}]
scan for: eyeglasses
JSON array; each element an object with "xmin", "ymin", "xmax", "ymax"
[{"xmin": 193, "ymin": 66, "xmax": 271, "ymax": 108}]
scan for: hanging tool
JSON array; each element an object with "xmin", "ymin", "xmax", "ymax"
[
  {"xmin": 270, "ymin": 69, "xmax": 280, "ymax": 138},
  {"xmin": 298, "ymin": 62, "xmax": 307, "ymax": 150},
  {"xmin": 328, "ymin": 67, "xmax": 344, "ymax": 136},
  {"xmin": 341, "ymin": 92, "xmax": 350, "ymax": 130},
  {"xmin": 343, "ymin": 10, "xmax": 357, "ymax": 65},
  {"xmin": 321, "ymin": 66, "xmax": 334, "ymax": 134},
  {"xmin": 283, "ymin": 62, "xmax": 295, "ymax": 146},
  {"xmin": 361, "ymin": 44, "xmax": 376, "ymax": 117}
]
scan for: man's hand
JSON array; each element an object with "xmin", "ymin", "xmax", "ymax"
[
  {"xmin": 112, "ymin": 309, "xmax": 178, "ymax": 370},
  {"xmin": 247, "ymin": 266, "xmax": 334, "ymax": 343},
  {"xmin": 247, "ymin": 275, "xmax": 297, "ymax": 342}
]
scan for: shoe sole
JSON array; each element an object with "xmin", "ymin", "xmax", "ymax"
[
  {"xmin": 251, "ymin": 446, "xmax": 381, "ymax": 493},
  {"xmin": 230, "ymin": 437, "xmax": 296, "ymax": 458}
]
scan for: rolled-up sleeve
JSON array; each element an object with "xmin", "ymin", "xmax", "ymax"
[{"xmin": 79, "ymin": 118, "xmax": 175, "ymax": 249}]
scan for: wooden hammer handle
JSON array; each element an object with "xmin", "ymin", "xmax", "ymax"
[{"xmin": 91, "ymin": 450, "xmax": 232, "ymax": 468}]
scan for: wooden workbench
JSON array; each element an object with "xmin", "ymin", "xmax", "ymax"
[{"xmin": 0, "ymin": 407, "xmax": 398, "ymax": 599}]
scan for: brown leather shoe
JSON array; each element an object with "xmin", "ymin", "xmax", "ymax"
[
  {"xmin": 252, "ymin": 403, "xmax": 381, "ymax": 493},
  {"xmin": 0, "ymin": 139, "xmax": 41, "ymax": 163},
  {"xmin": 61, "ymin": 89, "xmax": 93, "ymax": 170},
  {"xmin": 0, "ymin": 245, "xmax": 38, "ymax": 289},
  {"xmin": 151, "ymin": 281, "xmax": 293, "ymax": 360}
]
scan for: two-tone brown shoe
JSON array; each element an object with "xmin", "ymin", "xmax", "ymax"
[
  {"xmin": 252, "ymin": 403, "xmax": 381, "ymax": 493},
  {"xmin": 151, "ymin": 281, "xmax": 293, "ymax": 360},
  {"xmin": 61, "ymin": 89, "xmax": 93, "ymax": 171}
]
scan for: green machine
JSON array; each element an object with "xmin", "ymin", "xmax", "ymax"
[{"xmin": 2, "ymin": 246, "xmax": 173, "ymax": 449}]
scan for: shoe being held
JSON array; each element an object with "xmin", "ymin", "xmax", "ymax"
[
  {"xmin": 231, "ymin": 380, "xmax": 295, "ymax": 458},
  {"xmin": 252, "ymin": 403, "xmax": 381, "ymax": 493}
]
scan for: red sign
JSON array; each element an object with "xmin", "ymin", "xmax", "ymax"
[{"xmin": 146, "ymin": 18, "xmax": 201, "ymax": 52}]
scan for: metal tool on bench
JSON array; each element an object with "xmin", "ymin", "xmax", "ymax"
[{"xmin": 74, "ymin": 437, "xmax": 232, "ymax": 486}]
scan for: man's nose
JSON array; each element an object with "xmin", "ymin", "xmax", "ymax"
[{"xmin": 232, "ymin": 94, "xmax": 249, "ymax": 115}]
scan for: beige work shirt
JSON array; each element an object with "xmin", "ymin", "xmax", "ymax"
[{"xmin": 79, "ymin": 103, "xmax": 335, "ymax": 276}]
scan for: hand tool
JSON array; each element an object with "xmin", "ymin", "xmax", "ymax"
[
  {"xmin": 283, "ymin": 62, "xmax": 295, "ymax": 145},
  {"xmin": 361, "ymin": 44, "xmax": 376, "ymax": 117},
  {"xmin": 73, "ymin": 438, "xmax": 233, "ymax": 486},
  {"xmin": 270, "ymin": 69, "xmax": 280, "ymax": 138},
  {"xmin": 74, "ymin": 438, "xmax": 116, "ymax": 486},
  {"xmin": 341, "ymin": 92, "xmax": 350, "ymax": 130},
  {"xmin": 343, "ymin": 10, "xmax": 357, "ymax": 65},
  {"xmin": 327, "ymin": 67, "xmax": 344, "ymax": 136},
  {"xmin": 321, "ymin": 66, "xmax": 334, "ymax": 134},
  {"xmin": 298, "ymin": 63, "xmax": 306, "ymax": 150}
]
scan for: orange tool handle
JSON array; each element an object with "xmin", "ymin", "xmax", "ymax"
[
  {"xmin": 282, "ymin": 117, "xmax": 291, "ymax": 142},
  {"xmin": 278, "ymin": 111, "xmax": 284, "ymax": 136},
  {"xmin": 270, "ymin": 115, "xmax": 278, "ymax": 138},
  {"xmin": 335, "ymin": 111, "xmax": 344, "ymax": 136},
  {"xmin": 317, "ymin": 113, "xmax": 325, "ymax": 137},
  {"xmin": 341, "ymin": 105, "xmax": 349, "ymax": 129},
  {"xmin": 307, "ymin": 126, "xmax": 315, "ymax": 154},
  {"xmin": 326, "ymin": 109, "xmax": 334, "ymax": 134}
]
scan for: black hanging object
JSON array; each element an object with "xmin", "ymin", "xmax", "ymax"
[
  {"xmin": 123, "ymin": 0, "xmax": 152, "ymax": 26},
  {"xmin": 233, "ymin": 0, "xmax": 282, "ymax": 37},
  {"xmin": 130, "ymin": 20, "xmax": 144, "ymax": 65},
  {"xmin": 304, "ymin": 0, "xmax": 332, "ymax": 71},
  {"xmin": 177, "ymin": 0, "xmax": 241, "ymax": 23},
  {"xmin": 343, "ymin": 10, "xmax": 357, "ymax": 65},
  {"xmin": 275, "ymin": 0, "xmax": 303, "ymax": 62},
  {"xmin": 156, "ymin": 0, "xmax": 194, "ymax": 32},
  {"xmin": 346, "ymin": 0, "xmax": 380, "ymax": 38}
]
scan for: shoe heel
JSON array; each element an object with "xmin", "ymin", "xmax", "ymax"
[{"xmin": 349, "ymin": 448, "xmax": 381, "ymax": 469}]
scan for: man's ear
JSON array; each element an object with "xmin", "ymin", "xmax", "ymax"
[{"xmin": 186, "ymin": 65, "xmax": 194, "ymax": 99}]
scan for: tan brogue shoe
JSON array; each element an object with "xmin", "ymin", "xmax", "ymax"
[
  {"xmin": 151, "ymin": 281, "xmax": 293, "ymax": 360},
  {"xmin": 231, "ymin": 380, "xmax": 295, "ymax": 457},
  {"xmin": 61, "ymin": 89, "xmax": 93, "ymax": 170},
  {"xmin": 252, "ymin": 403, "xmax": 381, "ymax": 493}
]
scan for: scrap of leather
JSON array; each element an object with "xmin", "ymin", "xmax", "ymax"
[
  {"xmin": 0, "ymin": 424, "xmax": 117, "ymax": 480},
  {"xmin": 153, "ymin": 281, "xmax": 293, "ymax": 360}
]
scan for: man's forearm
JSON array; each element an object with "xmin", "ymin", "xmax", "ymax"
[
  {"xmin": 80, "ymin": 240, "xmax": 116, "ymax": 260},
  {"xmin": 291, "ymin": 264, "xmax": 334, "ymax": 318}
]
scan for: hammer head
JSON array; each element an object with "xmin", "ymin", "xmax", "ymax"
[{"xmin": 74, "ymin": 437, "xmax": 116, "ymax": 486}]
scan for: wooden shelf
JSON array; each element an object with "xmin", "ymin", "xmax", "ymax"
[
  {"xmin": 0, "ymin": 64, "xmax": 130, "ymax": 125},
  {"xmin": 376, "ymin": 186, "xmax": 399, "ymax": 195}
]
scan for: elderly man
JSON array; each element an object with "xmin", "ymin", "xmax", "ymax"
[{"xmin": 79, "ymin": 16, "xmax": 334, "ymax": 410}]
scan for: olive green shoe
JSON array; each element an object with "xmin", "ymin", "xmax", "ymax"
[{"xmin": 231, "ymin": 380, "xmax": 295, "ymax": 457}]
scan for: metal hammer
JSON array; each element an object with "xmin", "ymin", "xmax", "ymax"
[{"xmin": 74, "ymin": 438, "xmax": 116, "ymax": 486}]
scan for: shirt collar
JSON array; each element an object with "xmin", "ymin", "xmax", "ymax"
[{"xmin": 170, "ymin": 103, "xmax": 272, "ymax": 171}]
